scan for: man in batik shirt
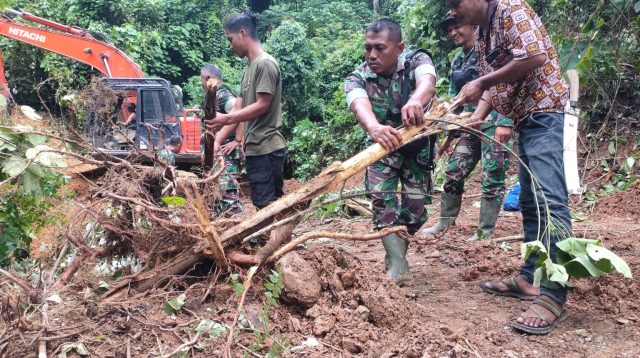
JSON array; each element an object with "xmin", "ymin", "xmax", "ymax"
[{"xmin": 447, "ymin": 0, "xmax": 572, "ymax": 334}]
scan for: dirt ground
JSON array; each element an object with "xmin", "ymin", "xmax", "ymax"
[{"xmin": 2, "ymin": 137, "xmax": 639, "ymax": 357}]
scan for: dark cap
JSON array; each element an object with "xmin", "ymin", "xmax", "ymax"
[{"xmin": 439, "ymin": 11, "xmax": 458, "ymax": 32}]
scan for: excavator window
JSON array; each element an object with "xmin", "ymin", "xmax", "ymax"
[{"xmin": 140, "ymin": 90, "xmax": 177, "ymax": 124}]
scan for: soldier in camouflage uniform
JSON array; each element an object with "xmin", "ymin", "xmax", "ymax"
[
  {"xmin": 158, "ymin": 135, "xmax": 182, "ymax": 166},
  {"xmin": 421, "ymin": 13, "xmax": 513, "ymax": 241},
  {"xmin": 345, "ymin": 19, "xmax": 437, "ymax": 286},
  {"xmin": 200, "ymin": 65, "xmax": 244, "ymax": 216}
]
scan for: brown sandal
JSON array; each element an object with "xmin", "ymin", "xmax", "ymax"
[
  {"xmin": 479, "ymin": 276, "xmax": 538, "ymax": 300},
  {"xmin": 511, "ymin": 296, "xmax": 568, "ymax": 335}
]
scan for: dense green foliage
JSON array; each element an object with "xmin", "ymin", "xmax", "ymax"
[
  {"xmin": 0, "ymin": 0, "xmax": 638, "ymax": 181},
  {"xmin": 0, "ymin": 126, "xmax": 67, "ymax": 265}
]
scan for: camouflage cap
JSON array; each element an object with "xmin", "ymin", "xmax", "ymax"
[{"xmin": 439, "ymin": 11, "xmax": 458, "ymax": 32}]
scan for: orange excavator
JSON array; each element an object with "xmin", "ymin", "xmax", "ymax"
[{"xmin": 0, "ymin": 8, "xmax": 202, "ymax": 164}]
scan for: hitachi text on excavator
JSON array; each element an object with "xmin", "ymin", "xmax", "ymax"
[{"xmin": 0, "ymin": 8, "xmax": 203, "ymax": 165}]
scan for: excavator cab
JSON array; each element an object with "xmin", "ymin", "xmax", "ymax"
[{"xmin": 90, "ymin": 78, "xmax": 201, "ymax": 165}]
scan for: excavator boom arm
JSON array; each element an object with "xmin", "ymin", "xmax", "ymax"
[{"xmin": 0, "ymin": 13, "xmax": 143, "ymax": 78}]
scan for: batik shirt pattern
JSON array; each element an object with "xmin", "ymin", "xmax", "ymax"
[{"xmin": 476, "ymin": 0, "xmax": 568, "ymax": 126}]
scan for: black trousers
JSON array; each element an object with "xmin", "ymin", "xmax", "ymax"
[{"xmin": 245, "ymin": 147, "xmax": 287, "ymax": 209}]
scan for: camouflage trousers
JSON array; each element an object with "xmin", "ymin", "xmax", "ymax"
[
  {"xmin": 443, "ymin": 126, "xmax": 512, "ymax": 202},
  {"xmin": 215, "ymin": 146, "xmax": 244, "ymax": 216},
  {"xmin": 365, "ymin": 146, "xmax": 432, "ymax": 235}
]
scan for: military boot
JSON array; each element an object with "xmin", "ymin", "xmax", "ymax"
[
  {"xmin": 468, "ymin": 197, "xmax": 503, "ymax": 241},
  {"xmin": 382, "ymin": 233, "xmax": 413, "ymax": 287},
  {"xmin": 420, "ymin": 192, "xmax": 462, "ymax": 234}
]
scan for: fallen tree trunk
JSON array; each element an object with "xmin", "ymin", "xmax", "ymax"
[
  {"xmin": 102, "ymin": 105, "xmax": 473, "ymax": 300},
  {"xmin": 220, "ymin": 112, "xmax": 472, "ymax": 248}
]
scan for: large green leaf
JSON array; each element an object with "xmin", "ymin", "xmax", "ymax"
[
  {"xmin": 1, "ymin": 156, "xmax": 28, "ymax": 177},
  {"xmin": 587, "ymin": 244, "xmax": 633, "ymax": 278},
  {"xmin": 0, "ymin": 130, "xmax": 18, "ymax": 151},
  {"xmin": 556, "ymin": 237, "xmax": 601, "ymax": 258},
  {"xmin": 25, "ymin": 134, "xmax": 47, "ymax": 146},
  {"xmin": 563, "ymin": 255, "xmax": 606, "ymax": 279},
  {"xmin": 25, "ymin": 145, "xmax": 66, "ymax": 168}
]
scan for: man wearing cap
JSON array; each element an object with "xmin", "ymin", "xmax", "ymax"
[
  {"xmin": 345, "ymin": 18, "xmax": 437, "ymax": 286},
  {"xmin": 446, "ymin": 0, "xmax": 573, "ymax": 334},
  {"xmin": 200, "ymin": 64, "xmax": 244, "ymax": 216},
  {"xmin": 421, "ymin": 13, "xmax": 512, "ymax": 241}
]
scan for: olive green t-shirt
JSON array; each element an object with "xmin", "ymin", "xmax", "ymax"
[{"xmin": 240, "ymin": 52, "xmax": 287, "ymax": 156}]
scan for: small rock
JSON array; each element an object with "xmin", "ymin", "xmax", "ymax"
[
  {"xmin": 277, "ymin": 252, "xmax": 321, "ymax": 307},
  {"xmin": 355, "ymin": 305, "xmax": 370, "ymax": 321},
  {"xmin": 342, "ymin": 337, "xmax": 362, "ymax": 354},
  {"xmin": 313, "ymin": 315, "xmax": 335, "ymax": 337},
  {"xmin": 306, "ymin": 304, "xmax": 322, "ymax": 319},
  {"xmin": 574, "ymin": 328, "xmax": 589, "ymax": 337},
  {"xmin": 344, "ymin": 299, "xmax": 359, "ymax": 309},
  {"xmin": 504, "ymin": 350, "xmax": 519, "ymax": 358},
  {"xmin": 339, "ymin": 271, "xmax": 356, "ymax": 288},
  {"xmin": 616, "ymin": 318, "xmax": 630, "ymax": 325},
  {"xmin": 301, "ymin": 337, "xmax": 320, "ymax": 347}
]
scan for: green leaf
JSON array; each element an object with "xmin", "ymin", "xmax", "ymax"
[
  {"xmin": 25, "ymin": 145, "xmax": 66, "ymax": 168},
  {"xmin": 193, "ymin": 319, "xmax": 226, "ymax": 338},
  {"xmin": 584, "ymin": 190, "xmax": 596, "ymax": 201},
  {"xmin": 521, "ymin": 241, "xmax": 548, "ymax": 261},
  {"xmin": 570, "ymin": 211, "xmax": 586, "ymax": 222},
  {"xmin": 616, "ymin": 181, "xmax": 629, "ymax": 191},
  {"xmin": 163, "ymin": 293, "xmax": 186, "ymax": 314},
  {"xmin": 2, "ymin": 156, "xmax": 28, "ymax": 177},
  {"xmin": 623, "ymin": 157, "xmax": 635, "ymax": 172},
  {"xmin": 25, "ymin": 134, "xmax": 47, "ymax": 146},
  {"xmin": 59, "ymin": 343, "xmax": 89, "ymax": 357},
  {"xmin": 0, "ymin": 130, "xmax": 18, "ymax": 151},
  {"xmin": 19, "ymin": 106, "xmax": 42, "ymax": 121},
  {"xmin": 545, "ymin": 260, "xmax": 569, "ymax": 285},
  {"xmin": 608, "ymin": 141, "xmax": 616, "ymax": 155},
  {"xmin": 161, "ymin": 196, "xmax": 187, "ymax": 207},
  {"xmin": 556, "ymin": 237, "xmax": 601, "ymax": 258},
  {"xmin": 635, "ymin": 1, "xmax": 640, "ymax": 13},
  {"xmin": 563, "ymin": 255, "xmax": 605, "ymax": 279},
  {"xmin": 586, "ymin": 244, "xmax": 633, "ymax": 278}
]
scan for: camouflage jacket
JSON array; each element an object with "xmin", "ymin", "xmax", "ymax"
[
  {"xmin": 158, "ymin": 147, "xmax": 175, "ymax": 166},
  {"xmin": 448, "ymin": 48, "xmax": 512, "ymax": 129},
  {"xmin": 345, "ymin": 49, "xmax": 437, "ymax": 130}
]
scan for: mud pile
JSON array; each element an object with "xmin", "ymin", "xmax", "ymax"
[{"xmin": 275, "ymin": 246, "xmax": 449, "ymax": 357}]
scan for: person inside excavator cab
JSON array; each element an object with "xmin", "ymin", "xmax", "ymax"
[{"xmin": 121, "ymin": 102, "xmax": 136, "ymax": 127}]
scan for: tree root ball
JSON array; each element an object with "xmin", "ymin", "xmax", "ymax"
[{"xmin": 276, "ymin": 252, "xmax": 321, "ymax": 307}]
